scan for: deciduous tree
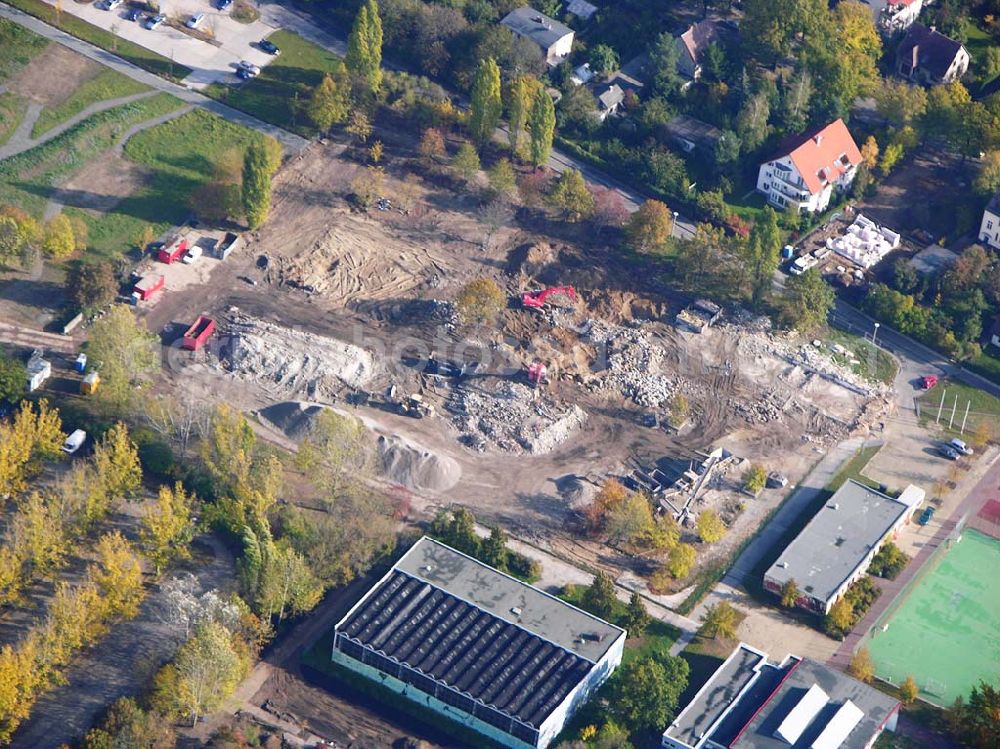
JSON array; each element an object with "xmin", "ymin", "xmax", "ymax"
[
  {"xmin": 93, "ymin": 422, "xmax": 142, "ymax": 502},
  {"xmin": 452, "ymin": 141, "xmax": 481, "ymax": 180},
  {"xmin": 667, "ymin": 542, "xmax": 696, "ymax": 579},
  {"xmin": 848, "ymin": 647, "xmax": 875, "ymax": 682},
  {"xmin": 469, "ymin": 57, "xmax": 502, "ymax": 145},
  {"xmin": 346, "ymin": 0, "xmax": 383, "ymax": 95},
  {"xmin": 825, "ymin": 596, "xmax": 854, "ymax": 637},
  {"xmin": 0, "ymin": 349, "xmax": 26, "ymax": 404},
  {"xmin": 86, "ymin": 301, "xmax": 158, "ymax": 413},
  {"xmin": 549, "ymin": 169, "xmax": 594, "ymax": 221},
  {"xmin": 743, "ymin": 464, "xmax": 767, "ymax": 494},
  {"xmin": 900, "ymin": 675, "xmax": 919, "ymax": 704},
  {"xmin": 626, "ymin": 200, "xmax": 673, "ymax": 253},
  {"xmin": 419, "ymin": 127, "xmax": 446, "ymax": 162},
  {"xmin": 307, "ymin": 71, "xmax": 350, "ymax": 131},
  {"xmin": 581, "ymin": 571, "xmax": 618, "ymax": 620},
  {"xmin": 174, "ymin": 621, "xmax": 246, "ymax": 725},
  {"xmin": 242, "ymin": 140, "xmax": 273, "ymax": 230},
  {"xmin": 701, "ymin": 601, "xmax": 739, "ymax": 639},
  {"xmin": 778, "ymin": 267, "xmax": 834, "ymax": 332},
  {"xmin": 780, "ymin": 579, "xmax": 801, "ymax": 608},
  {"xmin": 528, "ymin": 89, "xmax": 556, "ymax": 168},
  {"xmin": 456, "ymin": 277, "xmax": 504, "ymax": 324},
  {"xmin": 295, "ymin": 409, "xmax": 372, "ymax": 501},
  {"xmin": 589, "ymin": 44, "xmax": 619, "ymax": 76},
  {"xmin": 604, "ymin": 654, "xmax": 689, "ymax": 734},
  {"xmin": 507, "ymin": 74, "xmax": 541, "ymax": 154},
  {"xmin": 487, "ymin": 158, "xmax": 518, "ymax": 202},
  {"xmin": 141, "ymin": 482, "xmax": 196, "ymax": 575},
  {"xmin": 42, "ymin": 214, "xmax": 75, "ymax": 259},
  {"xmin": 68, "ymin": 261, "xmax": 117, "ymax": 311},
  {"xmin": 90, "ymin": 531, "xmax": 144, "ymax": 620},
  {"xmin": 622, "ymin": 592, "xmax": 650, "ymax": 636},
  {"xmin": 696, "ymin": 509, "xmax": 726, "ymax": 543}
]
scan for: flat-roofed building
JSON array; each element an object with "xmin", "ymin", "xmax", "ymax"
[
  {"xmin": 331, "ymin": 537, "xmax": 626, "ymax": 749},
  {"xmin": 764, "ymin": 480, "xmax": 923, "ymax": 614},
  {"xmin": 662, "ymin": 644, "xmax": 900, "ymax": 749}
]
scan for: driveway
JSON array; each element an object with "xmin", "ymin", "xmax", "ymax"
[{"xmin": 41, "ymin": 0, "xmax": 278, "ymax": 88}]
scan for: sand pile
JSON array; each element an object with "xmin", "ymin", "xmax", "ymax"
[
  {"xmin": 377, "ymin": 434, "xmax": 461, "ymax": 492},
  {"xmin": 222, "ymin": 314, "xmax": 375, "ymax": 399},
  {"xmin": 257, "ymin": 401, "xmax": 327, "ymax": 440}
]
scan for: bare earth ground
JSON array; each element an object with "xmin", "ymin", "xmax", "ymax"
[
  {"xmin": 5, "ymin": 43, "xmax": 100, "ymax": 107},
  {"xmin": 47, "ymin": 152, "xmax": 153, "ymax": 216}
]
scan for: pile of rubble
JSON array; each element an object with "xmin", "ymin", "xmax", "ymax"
[
  {"xmin": 220, "ymin": 314, "xmax": 376, "ymax": 400},
  {"xmin": 733, "ymin": 326, "xmax": 891, "ymax": 398},
  {"xmin": 448, "ymin": 380, "xmax": 587, "ymax": 454},
  {"xmin": 585, "ymin": 321, "xmax": 677, "ymax": 407}
]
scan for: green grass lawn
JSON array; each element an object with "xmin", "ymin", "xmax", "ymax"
[
  {"xmin": 917, "ymin": 378, "xmax": 1000, "ymax": 438},
  {"xmin": 825, "ymin": 329, "xmax": 899, "ymax": 386},
  {"xmin": 203, "ymin": 30, "xmax": 342, "ymax": 135},
  {"xmin": 4, "ymin": 0, "xmax": 191, "ymax": 81},
  {"xmin": 0, "ymin": 92, "xmax": 183, "ymax": 217},
  {"xmin": 0, "ymin": 92, "xmax": 29, "ymax": 146},
  {"xmin": 0, "ymin": 17, "xmax": 48, "ymax": 82},
  {"xmin": 826, "ymin": 444, "xmax": 883, "ymax": 493},
  {"xmin": 32, "ymin": 68, "xmax": 149, "ymax": 137},
  {"xmin": 967, "ymin": 345, "xmax": 1000, "ymax": 386},
  {"xmin": 66, "ymin": 107, "xmax": 262, "ymax": 259}
]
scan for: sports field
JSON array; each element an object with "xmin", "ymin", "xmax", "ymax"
[{"xmin": 868, "ymin": 529, "xmax": 1000, "ymax": 705}]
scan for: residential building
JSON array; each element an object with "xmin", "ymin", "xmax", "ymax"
[
  {"xmin": 330, "ymin": 537, "xmax": 626, "ymax": 749},
  {"xmin": 878, "ymin": 0, "xmax": 923, "ymax": 35},
  {"xmin": 565, "ymin": 0, "xmax": 597, "ymax": 21},
  {"xmin": 665, "ymin": 114, "xmax": 723, "ymax": 154},
  {"xmin": 674, "ymin": 20, "xmax": 734, "ymax": 83},
  {"xmin": 501, "ymin": 7, "xmax": 574, "ymax": 65},
  {"xmin": 895, "ymin": 23, "xmax": 970, "ymax": 85},
  {"xmin": 661, "ymin": 643, "xmax": 901, "ymax": 749},
  {"xmin": 756, "ymin": 119, "xmax": 863, "ymax": 213},
  {"xmin": 763, "ymin": 480, "xmax": 923, "ymax": 615},
  {"xmin": 910, "ymin": 244, "xmax": 958, "ymax": 275},
  {"xmin": 595, "ymin": 83, "xmax": 624, "ymax": 120},
  {"xmin": 979, "ymin": 190, "xmax": 1000, "ymax": 250}
]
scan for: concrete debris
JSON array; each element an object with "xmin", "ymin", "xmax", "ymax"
[
  {"xmin": 377, "ymin": 434, "xmax": 462, "ymax": 492},
  {"xmin": 220, "ymin": 314, "xmax": 376, "ymax": 399},
  {"xmin": 448, "ymin": 380, "xmax": 587, "ymax": 454},
  {"xmin": 585, "ymin": 320, "xmax": 677, "ymax": 408}
]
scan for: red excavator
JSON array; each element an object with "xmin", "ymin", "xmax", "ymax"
[{"xmin": 521, "ymin": 285, "xmax": 576, "ymax": 309}]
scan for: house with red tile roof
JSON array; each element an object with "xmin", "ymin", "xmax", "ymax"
[{"xmin": 756, "ymin": 119, "xmax": 863, "ymax": 214}]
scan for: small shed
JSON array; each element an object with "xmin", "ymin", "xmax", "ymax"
[
  {"xmin": 26, "ymin": 352, "xmax": 50, "ymax": 393},
  {"xmin": 81, "ymin": 371, "xmax": 100, "ymax": 395}
]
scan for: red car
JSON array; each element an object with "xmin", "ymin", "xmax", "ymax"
[{"xmin": 922, "ymin": 375, "xmax": 938, "ymax": 389}]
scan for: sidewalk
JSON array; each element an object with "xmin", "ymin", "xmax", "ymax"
[{"xmin": 829, "ymin": 453, "xmax": 1000, "ymax": 670}]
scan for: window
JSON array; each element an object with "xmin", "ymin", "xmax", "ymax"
[{"xmin": 988, "ymin": 220, "xmax": 993, "ymax": 229}]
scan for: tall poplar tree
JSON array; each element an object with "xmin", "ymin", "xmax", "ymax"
[
  {"xmin": 469, "ymin": 57, "xmax": 502, "ymax": 146},
  {"xmin": 507, "ymin": 74, "xmax": 540, "ymax": 153},
  {"xmin": 346, "ymin": 0, "xmax": 383, "ymax": 95},
  {"xmin": 528, "ymin": 88, "xmax": 555, "ymax": 168},
  {"xmin": 242, "ymin": 142, "xmax": 272, "ymax": 231}
]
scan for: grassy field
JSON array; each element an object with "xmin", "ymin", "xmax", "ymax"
[
  {"xmin": 827, "ymin": 444, "xmax": 884, "ymax": 493},
  {"xmin": 62, "ymin": 108, "xmax": 262, "ymax": 259},
  {"xmin": 0, "ymin": 93, "xmax": 183, "ymax": 217},
  {"xmin": 0, "ymin": 92, "xmax": 29, "ymax": 146},
  {"xmin": 917, "ymin": 379, "xmax": 1000, "ymax": 438},
  {"xmin": 825, "ymin": 329, "xmax": 899, "ymax": 386},
  {"xmin": 4, "ymin": 0, "xmax": 192, "ymax": 80},
  {"xmin": 0, "ymin": 17, "xmax": 48, "ymax": 82},
  {"xmin": 968, "ymin": 345, "xmax": 1000, "ymax": 385},
  {"xmin": 32, "ymin": 68, "xmax": 149, "ymax": 137},
  {"xmin": 204, "ymin": 30, "xmax": 342, "ymax": 135}
]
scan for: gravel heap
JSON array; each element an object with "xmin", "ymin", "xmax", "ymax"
[
  {"xmin": 586, "ymin": 320, "xmax": 677, "ymax": 408},
  {"xmin": 448, "ymin": 380, "xmax": 587, "ymax": 454},
  {"xmin": 222, "ymin": 314, "xmax": 376, "ymax": 399}
]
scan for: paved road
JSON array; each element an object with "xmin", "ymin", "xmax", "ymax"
[{"xmin": 0, "ymin": 2, "xmax": 308, "ymax": 153}]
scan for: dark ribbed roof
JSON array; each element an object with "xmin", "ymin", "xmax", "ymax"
[
  {"xmin": 338, "ymin": 568, "xmax": 595, "ymax": 727},
  {"xmin": 897, "ymin": 23, "xmax": 965, "ymax": 80}
]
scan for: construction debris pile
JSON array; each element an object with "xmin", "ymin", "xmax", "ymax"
[
  {"xmin": 448, "ymin": 381, "xmax": 587, "ymax": 454},
  {"xmin": 220, "ymin": 314, "xmax": 376, "ymax": 399},
  {"xmin": 377, "ymin": 434, "xmax": 462, "ymax": 492},
  {"xmin": 585, "ymin": 321, "xmax": 677, "ymax": 407}
]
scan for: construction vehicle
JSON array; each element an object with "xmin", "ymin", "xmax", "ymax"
[
  {"xmin": 527, "ymin": 361, "xmax": 548, "ymax": 388},
  {"xmin": 521, "ymin": 285, "xmax": 576, "ymax": 310},
  {"xmin": 399, "ymin": 393, "xmax": 434, "ymax": 419}
]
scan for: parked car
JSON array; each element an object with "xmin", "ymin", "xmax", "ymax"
[
  {"xmin": 236, "ymin": 60, "xmax": 261, "ymax": 75},
  {"xmin": 104, "ymin": 0, "xmax": 123, "ymax": 10},
  {"xmin": 766, "ymin": 471, "xmax": 789, "ymax": 489},
  {"xmin": 259, "ymin": 39, "xmax": 281, "ymax": 55},
  {"xmin": 125, "ymin": 6, "xmax": 142, "ymax": 21},
  {"xmin": 921, "ymin": 374, "xmax": 938, "ymax": 389},
  {"xmin": 917, "ymin": 506, "xmax": 936, "ymax": 525},
  {"xmin": 185, "ymin": 12, "xmax": 205, "ymax": 28},
  {"xmin": 939, "ymin": 444, "xmax": 960, "ymax": 460},
  {"xmin": 236, "ymin": 68, "xmax": 254, "ymax": 80},
  {"xmin": 61, "ymin": 430, "xmax": 87, "ymax": 455},
  {"xmin": 950, "ymin": 438, "xmax": 974, "ymax": 456},
  {"xmin": 217, "ymin": 0, "xmax": 233, "ymax": 8},
  {"xmin": 144, "ymin": 13, "xmax": 165, "ymax": 29},
  {"xmin": 238, "ymin": 275, "xmax": 257, "ymax": 286}
]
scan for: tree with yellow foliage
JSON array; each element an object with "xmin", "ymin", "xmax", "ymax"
[
  {"xmin": 12, "ymin": 492, "xmax": 66, "ymax": 577},
  {"xmin": 92, "ymin": 422, "xmax": 142, "ymax": 502},
  {"xmin": 89, "ymin": 532, "xmax": 145, "ymax": 620},
  {"xmin": 696, "ymin": 509, "xmax": 726, "ymax": 543},
  {"xmin": 861, "ymin": 136, "xmax": 879, "ymax": 169},
  {"xmin": 141, "ymin": 482, "xmax": 195, "ymax": 575},
  {"xmin": 0, "ymin": 400, "xmax": 64, "ymax": 498}
]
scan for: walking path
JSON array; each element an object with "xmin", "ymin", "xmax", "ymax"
[
  {"xmin": 42, "ymin": 102, "xmax": 195, "ymax": 220},
  {"xmin": 828, "ymin": 453, "xmax": 1000, "ymax": 671},
  {"xmin": 0, "ymin": 2, "xmax": 308, "ymax": 153},
  {"xmin": 0, "ymin": 89, "xmax": 157, "ymax": 161}
]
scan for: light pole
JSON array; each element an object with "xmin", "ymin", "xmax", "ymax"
[
  {"xmin": 872, "ymin": 322, "xmax": 880, "ymax": 348},
  {"xmin": 672, "ymin": 211, "xmax": 679, "ymax": 238}
]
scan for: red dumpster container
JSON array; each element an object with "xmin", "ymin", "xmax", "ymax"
[
  {"xmin": 181, "ymin": 316, "xmax": 216, "ymax": 351},
  {"xmin": 158, "ymin": 237, "xmax": 189, "ymax": 264},
  {"xmin": 132, "ymin": 274, "xmax": 165, "ymax": 302}
]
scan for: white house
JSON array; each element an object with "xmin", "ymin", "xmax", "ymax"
[
  {"xmin": 979, "ymin": 191, "xmax": 1000, "ymax": 250},
  {"xmin": 896, "ymin": 23, "xmax": 970, "ymax": 84},
  {"xmin": 500, "ymin": 7, "xmax": 574, "ymax": 65},
  {"xmin": 879, "ymin": 0, "xmax": 923, "ymax": 35},
  {"xmin": 756, "ymin": 119, "xmax": 863, "ymax": 213}
]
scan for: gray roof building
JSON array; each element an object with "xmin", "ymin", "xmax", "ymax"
[
  {"xmin": 501, "ymin": 7, "xmax": 575, "ymax": 63},
  {"xmin": 332, "ymin": 537, "xmax": 626, "ymax": 749},
  {"xmin": 764, "ymin": 480, "xmax": 921, "ymax": 614},
  {"xmin": 662, "ymin": 644, "xmax": 901, "ymax": 749}
]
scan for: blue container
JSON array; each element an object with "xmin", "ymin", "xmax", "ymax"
[{"xmin": 74, "ymin": 353, "xmax": 87, "ymax": 373}]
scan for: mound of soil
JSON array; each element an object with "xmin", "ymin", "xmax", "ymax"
[
  {"xmin": 257, "ymin": 401, "xmax": 326, "ymax": 441},
  {"xmin": 377, "ymin": 434, "xmax": 461, "ymax": 493}
]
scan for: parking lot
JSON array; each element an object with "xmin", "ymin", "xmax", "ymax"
[{"xmin": 49, "ymin": 0, "xmax": 279, "ymax": 87}]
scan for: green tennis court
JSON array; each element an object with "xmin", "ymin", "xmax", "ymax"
[{"xmin": 867, "ymin": 529, "xmax": 1000, "ymax": 706}]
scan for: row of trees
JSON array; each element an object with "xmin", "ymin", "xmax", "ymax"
[
  {"xmin": 0, "ymin": 532, "xmax": 145, "ymax": 742},
  {"xmin": 429, "ymin": 507, "xmax": 542, "ymax": 581},
  {"xmin": 0, "ymin": 205, "xmax": 88, "ymax": 268}
]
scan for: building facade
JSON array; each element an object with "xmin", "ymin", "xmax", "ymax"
[
  {"xmin": 331, "ymin": 537, "xmax": 626, "ymax": 749},
  {"xmin": 896, "ymin": 23, "xmax": 970, "ymax": 84},
  {"xmin": 756, "ymin": 119, "xmax": 862, "ymax": 213},
  {"xmin": 500, "ymin": 7, "xmax": 574, "ymax": 65},
  {"xmin": 879, "ymin": 0, "xmax": 923, "ymax": 35},
  {"xmin": 979, "ymin": 192, "xmax": 1000, "ymax": 250}
]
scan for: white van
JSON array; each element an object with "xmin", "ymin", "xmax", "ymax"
[{"xmin": 61, "ymin": 430, "xmax": 87, "ymax": 455}]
